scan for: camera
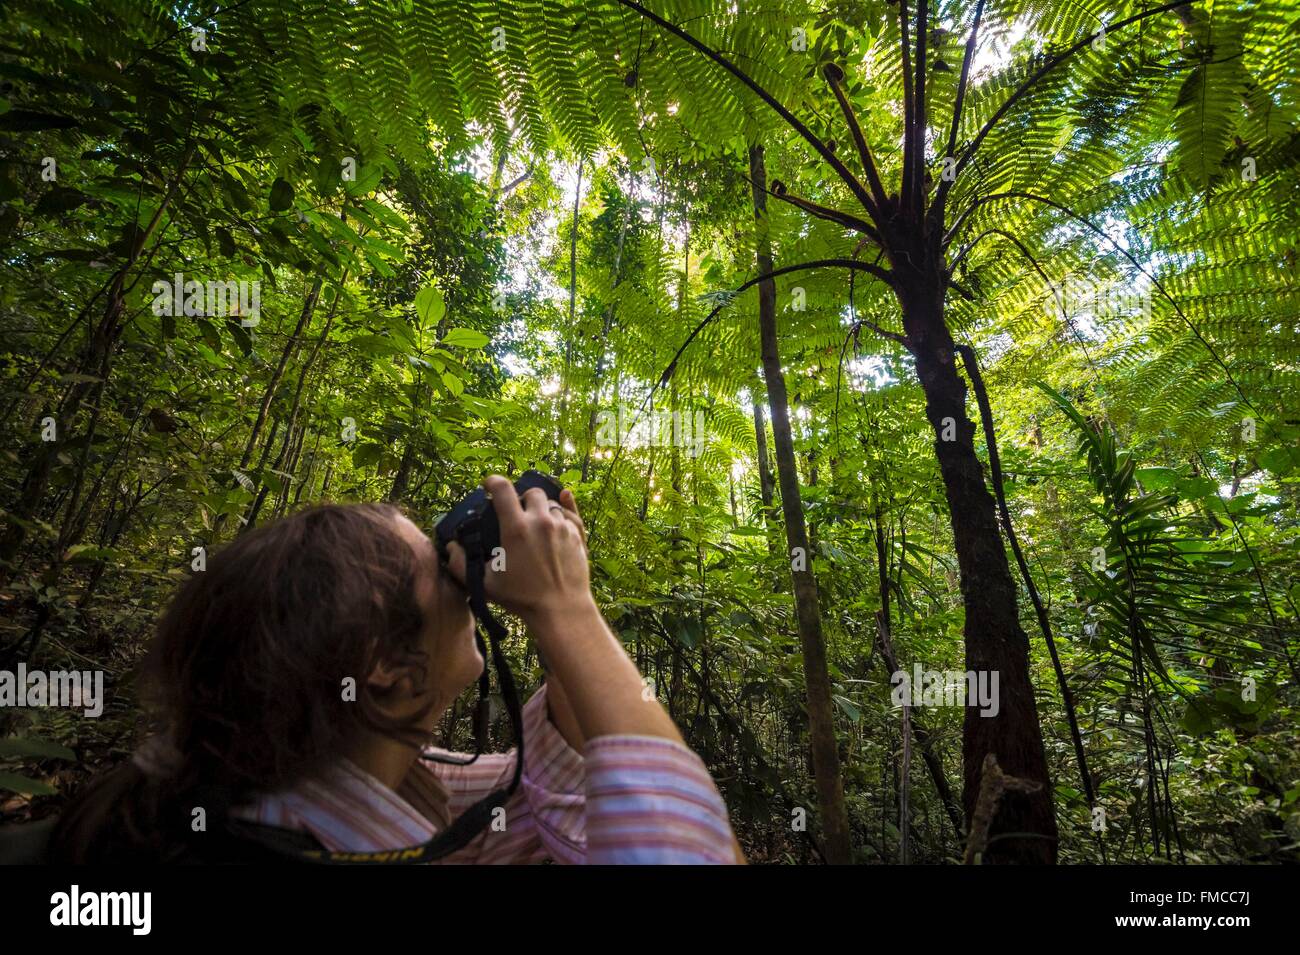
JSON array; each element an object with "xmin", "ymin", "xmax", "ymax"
[{"xmin": 434, "ymin": 470, "xmax": 563, "ymax": 564}]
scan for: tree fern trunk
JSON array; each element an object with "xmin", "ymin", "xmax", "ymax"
[{"xmin": 896, "ymin": 264, "xmax": 1058, "ymax": 864}]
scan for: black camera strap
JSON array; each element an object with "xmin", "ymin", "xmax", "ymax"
[{"xmin": 221, "ymin": 521, "xmax": 526, "ymax": 865}]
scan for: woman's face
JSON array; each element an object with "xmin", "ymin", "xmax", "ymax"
[{"xmin": 393, "ymin": 514, "xmax": 483, "ymax": 728}]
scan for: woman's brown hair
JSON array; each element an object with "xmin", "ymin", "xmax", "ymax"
[{"xmin": 51, "ymin": 503, "xmax": 438, "ymax": 862}]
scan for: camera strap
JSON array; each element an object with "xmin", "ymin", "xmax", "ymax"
[{"xmin": 220, "ymin": 521, "xmax": 526, "ymax": 865}]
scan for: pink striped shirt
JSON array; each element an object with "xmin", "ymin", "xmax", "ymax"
[{"xmin": 232, "ymin": 685, "xmax": 738, "ymax": 864}]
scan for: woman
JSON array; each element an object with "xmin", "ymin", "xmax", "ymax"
[{"xmin": 52, "ymin": 476, "xmax": 741, "ymax": 864}]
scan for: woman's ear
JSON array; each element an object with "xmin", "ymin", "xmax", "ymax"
[
  {"xmin": 365, "ymin": 651, "xmax": 440, "ymax": 720},
  {"xmin": 366, "ymin": 656, "xmax": 409, "ymax": 694}
]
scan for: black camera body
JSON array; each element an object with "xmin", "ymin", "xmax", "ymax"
[{"xmin": 434, "ymin": 470, "xmax": 563, "ymax": 561}]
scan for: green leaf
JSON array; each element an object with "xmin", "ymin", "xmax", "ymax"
[
  {"xmin": 62, "ymin": 544, "xmax": 116, "ymax": 564},
  {"xmin": 353, "ymin": 443, "xmax": 386, "ymax": 468},
  {"xmin": 1134, "ymin": 467, "xmax": 1178, "ymax": 490},
  {"xmin": 361, "ymin": 198, "xmax": 407, "ymax": 230},
  {"xmin": 0, "ymin": 109, "xmax": 77, "ymax": 132},
  {"xmin": 225, "ymin": 318, "xmax": 253, "ymax": 356},
  {"xmin": 196, "ymin": 318, "xmax": 222, "ymax": 353},
  {"xmin": 665, "ymin": 613, "xmax": 702, "ymax": 649},
  {"xmin": 351, "ymin": 334, "xmax": 402, "ymax": 357},
  {"xmin": 216, "ymin": 227, "xmax": 237, "ymax": 258},
  {"xmin": 440, "ymin": 372, "xmax": 465, "ymax": 397},
  {"xmin": 1182, "ymin": 695, "xmax": 1217, "ymax": 736},
  {"xmin": 344, "ymin": 163, "xmax": 384, "ymax": 197},
  {"xmin": 415, "ymin": 286, "xmax": 445, "ymax": 326},
  {"xmin": 34, "ymin": 187, "xmax": 89, "ymax": 217},
  {"xmin": 0, "ymin": 738, "xmax": 76, "ymax": 760},
  {"xmin": 0, "ymin": 771, "xmax": 57, "ymax": 796},
  {"xmin": 269, "ymin": 177, "xmax": 295, "ymax": 211},
  {"xmin": 833, "ymin": 694, "xmax": 862, "ymax": 723},
  {"xmin": 441, "ymin": 327, "xmax": 489, "ymax": 349}
]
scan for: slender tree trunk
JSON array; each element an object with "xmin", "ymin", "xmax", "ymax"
[
  {"xmin": 275, "ymin": 423, "xmax": 307, "ymax": 517},
  {"xmin": 294, "ymin": 429, "xmax": 323, "ymax": 507},
  {"xmin": 581, "ymin": 195, "xmax": 633, "ymax": 482},
  {"xmin": 752, "ymin": 399, "xmax": 776, "ymax": 511},
  {"xmin": 749, "ymin": 144, "xmax": 852, "ymax": 865},
  {"xmin": 214, "ymin": 276, "xmax": 322, "ymax": 537},
  {"xmin": 388, "ymin": 442, "xmax": 417, "ymax": 503},
  {"xmin": 751, "ymin": 399, "xmax": 780, "ymax": 559},
  {"xmin": 239, "ymin": 277, "xmax": 323, "ymax": 475},
  {"xmin": 900, "ymin": 691, "xmax": 913, "ymax": 863},
  {"xmin": 64, "ymin": 399, "xmax": 145, "ymax": 553}
]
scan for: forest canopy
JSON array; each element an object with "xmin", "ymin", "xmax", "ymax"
[{"xmin": 1, "ymin": 0, "xmax": 1297, "ymax": 865}]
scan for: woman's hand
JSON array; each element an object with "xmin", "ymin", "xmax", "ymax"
[{"xmin": 446, "ymin": 475, "xmax": 594, "ymax": 625}]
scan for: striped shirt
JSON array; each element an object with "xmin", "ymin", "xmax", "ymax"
[{"xmin": 231, "ymin": 684, "xmax": 738, "ymax": 864}]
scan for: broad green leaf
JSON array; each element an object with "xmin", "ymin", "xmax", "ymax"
[
  {"xmin": 0, "ymin": 771, "xmax": 57, "ymax": 796},
  {"xmin": 440, "ymin": 372, "xmax": 465, "ymax": 397},
  {"xmin": 440, "ymin": 328, "xmax": 489, "ymax": 349},
  {"xmin": 0, "ymin": 738, "xmax": 75, "ymax": 760},
  {"xmin": 415, "ymin": 286, "xmax": 445, "ymax": 326},
  {"xmin": 269, "ymin": 177, "xmax": 294, "ymax": 211}
]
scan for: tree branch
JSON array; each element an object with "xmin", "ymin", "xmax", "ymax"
[
  {"xmin": 898, "ymin": 0, "xmax": 915, "ymax": 212},
  {"xmin": 662, "ymin": 257, "xmax": 896, "ymax": 379},
  {"xmin": 768, "ymin": 179, "xmax": 882, "ymax": 244},
  {"xmin": 912, "ymin": 0, "xmax": 929, "ymax": 212},
  {"xmin": 822, "ymin": 63, "xmax": 891, "ymax": 219},
  {"xmin": 855, "ymin": 317, "xmax": 907, "ymax": 347},
  {"xmin": 947, "ymin": 277, "xmax": 975, "ymax": 301},
  {"xmin": 944, "ymin": 0, "xmax": 986, "ymax": 163},
  {"xmin": 948, "ymin": 226, "xmax": 1100, "ymax": 370},
  {"xmin": 949, "ymin": 225, "xmax": 1033, "ymax": 274},
  {"xmin": 496, "ymin": 168, "xmax": 532, "ymax": 197},
  {"xmin": 588, "ymin": 255, "xmax": 896, "ymax": 532}
]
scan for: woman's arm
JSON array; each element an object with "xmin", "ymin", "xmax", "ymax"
[
  {"xmin": 453, "ymin": 479, "xmax": 683, "ymax": 742},
  {"xmin": 450, "ymin": 477, "xmax": 743, "ymax": 863},
  {"xmin": 540, "ymin": 670, "xmax": 585, "ymax": 751}
]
